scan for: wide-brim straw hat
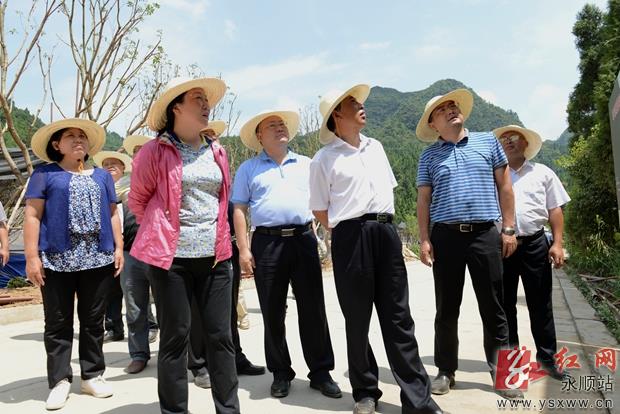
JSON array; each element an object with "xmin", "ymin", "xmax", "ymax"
[
  {"xmin": 415, "ymin": 88, "xmax": 474, "ymax": 142},
  {"xmin": 123, "ymin": 135, "xmax": 153, "ymax": 156},
  {"xmin": 146, "ymin": 77, "xmax": 227, "ymax": 132},
  {"xmin": 493, "ymin": 124, "xmax": 542, "ymax": 160},
  {"xmin": 92, "ymin": 150, "xmax": 133, "ymax": 173},
  {"xmin": 239, "ymin": 110, "xmax": 300, "ymax": 152},
  {"xmin": 31, "ymin": 118, "xmax": 105, "ymax": 163},
  {"xmin": 318, "ymin": 84, "xmax": 370, "ymax": 145},
  {"xmin": 201, "ymin": 120, "xmax": 227, "ymax": 139}
]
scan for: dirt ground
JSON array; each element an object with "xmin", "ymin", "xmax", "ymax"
[{"xmin": 0, "ymin": 286, "xmax": 42, "ymax": 307}]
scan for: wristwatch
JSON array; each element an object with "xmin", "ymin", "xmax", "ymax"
[{"xmin": 501, "ymin": 226, "xmax": 516, "ymax": 236}]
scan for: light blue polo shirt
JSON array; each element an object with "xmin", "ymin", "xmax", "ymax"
[
  {"xmin": 416, "ymin": 131, "xmax": 508, "ymax": 223},
  {"xmin": 231, "ymin": 150, "xmax": 313, "ymax": 227}
]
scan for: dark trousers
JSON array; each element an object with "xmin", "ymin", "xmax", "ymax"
[
  {"xmin": 188, "ymin": 244, "xmax": 250, "ymax": 376},
  {"xmin": 331, "ymin": 220, "xmax": 433, "ymax": 412},
  {"xmin": 503, "ymin": 231, "xmax": 557, "ymax": 365},
  {"xmin": 104, "ymin": 275, "xmax": 124, "ymax": 335},
  {"xmin": 150, "ymin": 257, "xmax": 239, "ymax": 414},
  {"xmin": 431, "ymin": 224, "xmax": 508, "ymax": 375},
  {"xmin": 120, "ymin": 251, "xmax": 158, "ymax": 362},
  {"xmin": 41, "ymin": 263, "xmax": 114, "ymax": 388},
  {"xmin": 252, "ymin": 228, "xmax": 334, "ymax": 382}
]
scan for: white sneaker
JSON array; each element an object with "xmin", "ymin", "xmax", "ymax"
[
  {"xmin": 81, "ymin": 375, "xmax": 113, "ymax": 398},
  {"xmin": 46, "ymin": 379, "xmax": 70, "ymax": 410}
]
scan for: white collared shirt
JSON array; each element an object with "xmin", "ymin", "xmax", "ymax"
[
  {"xmin": 510, "ymin": 160, "xmax": 570, "ymax": 236},
  {"xmin": 309, "ymin": 133, "xmax": 397, "ymax": 228}
]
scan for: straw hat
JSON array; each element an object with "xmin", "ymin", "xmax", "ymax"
[
  {"xmin": 201, "ymin": 120, "xmax": 227, "ymax": 139},
  {"xmin": 146, "ymin": 77, "xmax": 227, "ymax": 132},
  {"xmin": 318, "ymin": 84, "xmax": 370, "ymax": 145},
  {"xmin": 123, "ymin": 135, "xmax": 153, "ymax": 156},
  {"xmin": 239, "ymin": 110, "xmax": 300, "ymax": 152},
  {"xmin": 92, "ymin": 151, "xmax": 133, "ymax": 173},
  {"xmin": 415, "ymin": 88, "xmax": 474, "ymax": 142},
  {"xmin": 30, "ymin": 118, "xmax": 105, "ymax": 163},
  {"xmin": 493, "ymin": 124, "xmax": 542, "ymax": 160}
]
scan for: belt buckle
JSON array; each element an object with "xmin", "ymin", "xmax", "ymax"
[
  {"xmin": 459, "ymin": 223, "xmax": 473, "ymax": 233},
  {"xmin": 281, "ymin": 228, "xmax": 295, "ymax": 237},
  {"xmin": 376, "ymin": 213, "xmax": 389, "ymax": 223}
]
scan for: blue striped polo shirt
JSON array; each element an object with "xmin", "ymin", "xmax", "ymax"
[{"xmin": 416, "ymin": 131, "xmax": 507, "ymax": 223}]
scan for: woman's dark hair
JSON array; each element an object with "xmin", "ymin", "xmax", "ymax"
[
  {"xmin": 45, "ymin": 128, "xmax": 89, "ymax": 163},
  {"xmin": 326, "ymin": 102, "xmax": 342, "ymax": 133},
  {"xmin": 158, "ymin": 92, "xmax": 187, "ymax": 135}
]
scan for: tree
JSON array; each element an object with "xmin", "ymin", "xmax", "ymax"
[
  {"xmin": 563, "ymin": 0, "xmax": 620, "ymax": 247},
  {"xmin": 48, "ymin": 0, "xmax": 162, "ymax": 132},
  {"xmin": 0, "ymin": 0, "xmax": 60, "ymax": 183}
]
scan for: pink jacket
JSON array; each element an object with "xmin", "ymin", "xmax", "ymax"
[{"xmin": 128, "ymin": 133, "xmax": 232, "ymax": 270}]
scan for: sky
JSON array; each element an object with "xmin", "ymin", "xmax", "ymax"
[{"xmin": 4, "ymin": 0, "xmax": 610, "ymax": 140}]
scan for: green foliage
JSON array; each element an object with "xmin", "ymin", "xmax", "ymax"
[
  {"xmin": 564, "ymin": 0, "xmax": 620, "ymax": 249},
  {"xmin": 6, "ymin": 277, "xmax": 30, "ymax": 289},
  {"xmin": 103, "ymin": 131, "xmax": 124, "ymax": 150},
  {"xmin": 0, "ymin": 104, "xmax": 45, "ymax": 147}
]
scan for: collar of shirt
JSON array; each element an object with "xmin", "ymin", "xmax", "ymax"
[
  {"xmin": 510, "ymin": 159, "xmax": 533, "ymax": 176},
  {"xmin": 438, "ymin": 128, "xmax": 470, "ymax": 146},
  {"xmin": 168, "ymin": 131, "xmax": 209, "ymax": 150},
  {"xmin": 258, "ymin": 148, "xmax": 298, "ymax": 165},
  {"xmin": 330, "ymin": 133, "xmax": 371, "ymax": 151}
]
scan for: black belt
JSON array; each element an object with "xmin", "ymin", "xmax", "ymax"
[
  {"xmin": 254, "ymin": 223, "xmax": 311, "ymax": 237},
  {"xmin": 517, "ymin": 228, "xmax": 545, "ymax": 245},
  {"xmin": 436, "ymin": 221, "xmax": 495, "ymax": 233},
  {"xmin": 344, "ymin": 213, "xmax": 394, "ymax": 224}
]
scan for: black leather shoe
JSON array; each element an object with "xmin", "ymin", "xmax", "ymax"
[
  {"xmin": 270, "ymin": 379, "xmax": 291, "ymax": 398},
  {"xmin": 237, "ymin": 362, "xmax": 266, "ymax": 376},
  {"xmin": 410, "ymin": 398, "xmax": 443, "ymax": 413},
  {"xmin": 431, "ymin": 372, "xmax": 455, "ymax": 395},
  {"xmin": 103, "ymin": 330, "xmax": 124, "ymax": 343},
  {"xmin": 310, "ymin": 379, "xmax": 342, "ymax": 398}
]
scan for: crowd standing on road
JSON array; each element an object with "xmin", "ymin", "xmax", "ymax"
[{"xmin": 21, "ymin": 76, "xmax": 570, "ymax": 414}]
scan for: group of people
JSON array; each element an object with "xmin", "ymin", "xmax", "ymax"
[{"xmin": 19, "ymin": 75, "xmax": 570, "ymax": 414}]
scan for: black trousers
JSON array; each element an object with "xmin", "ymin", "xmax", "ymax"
[
  {"xmin": 104, "ymin": 275, "xmax": 124, "ymax": 335},
  {"xmin": 41, "ymin": 263, "xmax": 114, "ymax": 388},
  {"xmin": 252, "ymin": 228, "xmax": 335, "ymax": 382},
  {"xmin": 431, "ymin": 224, "xmax": 508, "ymax": 375},
  {"xmin": 332, "ymin": 220, "xmax": 433, "ymax": 412},
  {"xmin": 149, "ymin": 257, "xmax": 239, "ymax": 414},
  {"xmin": 188, "ymin": 244, "xmax": 251, "ymax": 376},
  {"xmin": 503, "ymin": 231, "xmax": 557, "ymax": 365}
]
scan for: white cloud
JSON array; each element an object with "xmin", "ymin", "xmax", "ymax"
[
  {"xmin": 358, "ymin": 41, "xmax": 391, "ymax": 51},
  {"xmin": 224, "ymin": 19, "xmax": 238, "ymax": 40},
  {"xmin": 517, "ymin": 83, "xmax": 569, "ymax": 140},
  {"xmin": 478, "ymin": 90, "xmax": 498, "ymax": 104},
  {"xmin": 157, "ymin": 0, "xmax": 210, "ymax": 16},
  {"xmin": 226, "ymin": 52, "xmax": 346, "ymax": 98}
]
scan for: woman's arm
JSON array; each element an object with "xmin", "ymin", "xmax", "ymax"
[
  {"xmin": 110, "ymin": 202, "xmax": 124, "ymax": 277},
  {"xmin": 24, "ymin": 199, "xmax": 46, "ymax": 287}
]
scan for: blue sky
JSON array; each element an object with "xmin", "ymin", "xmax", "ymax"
[{"xmin": 6, "ymin": 0, "xmax": 608, "ymax": 140}]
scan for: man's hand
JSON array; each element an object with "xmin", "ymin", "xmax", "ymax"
[
  {"xmin": 239, "ymin": 247, "xmax": 255, "ymax": 278},
  {"xmin": 501, "ymin": 233, "xmax": 517, "ymax": 258},
  {"xmin": 548, "ymin": 243, "xmax": 565, "ymax": 268},
  {"xmin": 420, "ymin": 240, "xmax": 434, "ymax": 267}
]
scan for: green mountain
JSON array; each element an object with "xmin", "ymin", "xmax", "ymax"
[
  {"xmin": 0, "ymin": 105, "xmax": 45, "ymax": 147},
  {"xmin": 4, "ymin": 80, "xmax": 571, "ymax": 229}
]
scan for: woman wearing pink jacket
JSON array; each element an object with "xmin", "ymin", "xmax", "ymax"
[{"xmin": 128, "ymin": 77, "xmax": 239, "ymax": 414}]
